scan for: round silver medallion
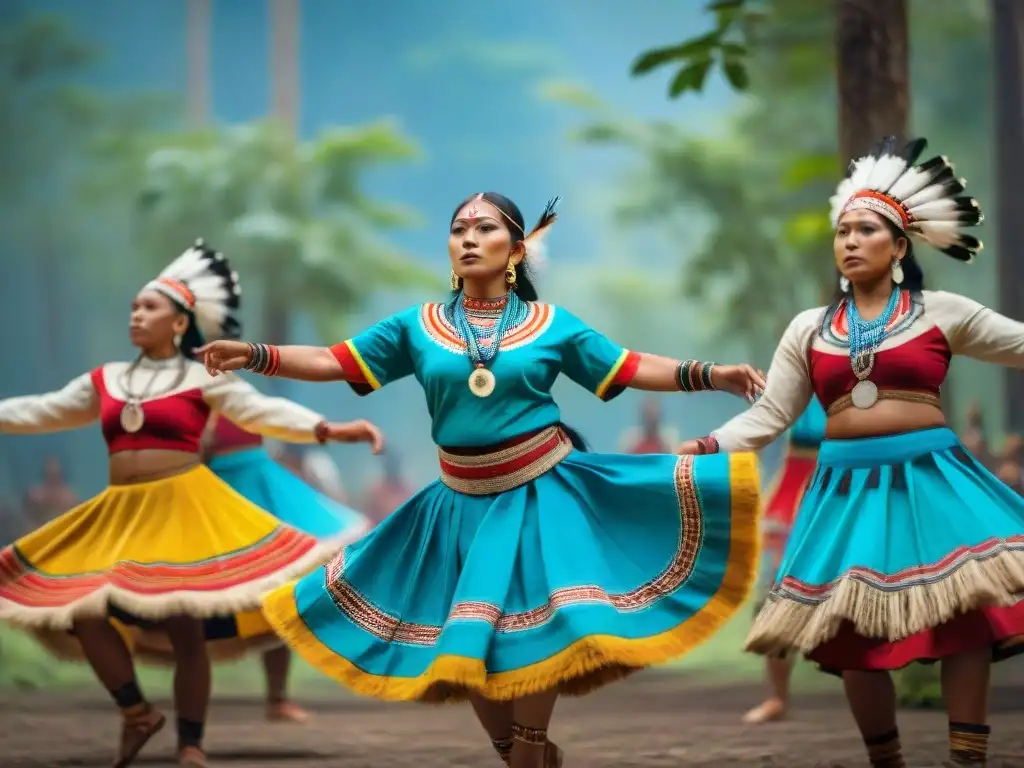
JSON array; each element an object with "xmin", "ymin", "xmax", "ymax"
[
  {"xmin": 468, "ymin": 368, "xmax": 496, "ymax": 398},
  {"xmin": 120, "ymin": 402, "xmax": 145, "ymax": 433},
  {"xmin": 850, "ymin": 380, "xmax": 878, "ymax": 409}
]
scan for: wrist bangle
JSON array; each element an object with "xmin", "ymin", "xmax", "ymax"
[
  {"xmin": 694, "ymin": 435, "xmax": 720, "ymax": 455},
  {"xmin": 314, "ymin": 420, "xmax": 329, "ymax": 445},
  {"xmin": 677, "ymin": 360, "xmax": 717, "ymax": 393},
  {"xmin": 243, "ymin": 343, "xmax": 281, "ymax": 376}
]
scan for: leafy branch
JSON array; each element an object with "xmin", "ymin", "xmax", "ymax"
[{"xmin": 630, "ymin": 0, "xmax": 762, "ymax": 97}]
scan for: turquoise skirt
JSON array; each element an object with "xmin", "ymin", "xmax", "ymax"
[
  {"xmin": 209, "ymin": 447, "xmax": 369, "ymax": 542},
  {"xmin": 262, "ymin": 449, "xmax": 760, "ymax": 702},
  {"xmin": 746, "ymin": 427, "xmax": 1024, "ymax": 671}
]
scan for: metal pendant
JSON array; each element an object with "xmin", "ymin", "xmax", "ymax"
[
  {"xmin": 850, "ymin": 380, "xmax": 878, "ymax": 409},
  {"xmin": 120, "ymin": 402, "xmax": 145, "ymax": 433},
  {"xmin": 468, "ymin": 367, "xmax": 496, "ymax": 398}
]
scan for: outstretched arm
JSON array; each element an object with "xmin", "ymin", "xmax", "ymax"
[
  {"xmin": 0, "ymin": 372, "xmax": 100, "ymax": 435},
  {"xmin": 630, "ymin": 352, "xmax": 765, "ymax": 400},
  {"xmin": 929, "ymin": 291, "xmax": 1024, "ymax": 366},
  {"xmin": 202, "ymin": 374, "xmax": 384, "ymax": 452},
  {"xmin": 681, "ymin": 309, "xmax": 819, "ymax": 454},
  {"xmin": 559, "ymin": 311, "xmax": 765, "ymax": 401},
  {"xmin": 200, "ymin": 310, "xmax": 416, "ymax": 394},
  {"xmin": 200, "ymin": 342, "xmax": 345, "ymax": 382}
]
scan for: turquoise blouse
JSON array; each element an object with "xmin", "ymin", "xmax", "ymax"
[{"xmin": 330, "ymin": 302, "xmax": 638, "ymax": 448}]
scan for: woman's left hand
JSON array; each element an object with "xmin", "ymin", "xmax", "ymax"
[
  {"xmin": 320, "ymin": 420, "xmax": 385, "ymax": 454},
  {"xmin": 712, "ymin": 364, "xmax": 766, "ymax": 404}
]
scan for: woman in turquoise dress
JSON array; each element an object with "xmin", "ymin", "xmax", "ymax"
[{"xmin": 199, "ymin": 192, "xmax": 766, "ymax": 768}]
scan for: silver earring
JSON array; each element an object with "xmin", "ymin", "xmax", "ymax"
[
  {"xmin": 173, "ymin": 333, "xmax": 183, "ymax": 348},
  {"xmin": 839, "ymin": 275, "xmax": 850, "ymax": 293},
  {"xmin": 891, "ymin": 259, "xmax": 904, "ymax": 285}
]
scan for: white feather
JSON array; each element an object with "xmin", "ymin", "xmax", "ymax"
[
  {"xmin": 905, "ymin": 199, "xmax": 966, "ymax": 222},
  {"xmin": 887, "ymin": 161, "xmax": 949, "ymax": 202},
  {"xmin": 524, "ymin": 238, "xmax": 548, "ymax": 270},
  {"xmin": 913, "ymin": 220, "xmax": 964, "ymax": 248},
  {"xmin": 864, "ymin": 155, "xmax": 907, "ymax": 193},
  {"xmin": 828, "ymin": 178, "xmax": 857, "ymax": 227},
  {"xmin": 902, "ymin": 182, "xmax": 953, "ymax": 209}
]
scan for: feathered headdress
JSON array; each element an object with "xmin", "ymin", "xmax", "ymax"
[
  {"xmin": 144, "ymin": 239, "xmax": 241, "ymax": 341},
  {"xmin": 829, "ymin": 136, "xmax": 984, "ymax": 262}
]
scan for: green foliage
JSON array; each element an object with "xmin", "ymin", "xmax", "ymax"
[
  {"xmin": 92, "ymin": 119, "xmax": 439, "ymax": 342},
  {"xmin": 557, "ymin": 0, "xmax": 991, "ymax": 352},
  {"xmin": 630, "ymin": 0, "xmax": 764, "ymax": 99}
]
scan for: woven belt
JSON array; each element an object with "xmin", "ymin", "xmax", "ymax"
[
  {"xmin": 438, "ymin": 426, "xmax": 573, "ymax": 496},
  {"xmin": 826, "ymin": 389, "xmax": 941, "ymax": 417}
]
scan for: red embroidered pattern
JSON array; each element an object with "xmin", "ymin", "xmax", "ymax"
[
  {"xmin": 322, "ymin": 455, "xmax": 705, "ymax": 646},
  {"xmin": 773, "ymin": 535, "xmax": 1024, "ymax": 605},
  {"xmin": 0, "ymin": 528, "xmax": 318, "ymax": 609}
]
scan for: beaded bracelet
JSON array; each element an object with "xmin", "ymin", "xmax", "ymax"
[
  {"xmin": 694, "ymin": 435, "xmax": 720, "ymax": 455},
  {"xmin": 676, "ymin": 360, "xmax": 716, "ymax": 392},
  {"xmin": 243, "ymin": 343, "xmax": 281, "ymax": 376}
]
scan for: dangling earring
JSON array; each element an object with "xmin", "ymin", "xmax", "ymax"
[
  {"xmin": 505, "ymin": 262, "xmax": 517, "ymax": 288},
  {"xmin": 173, "ymin": 333, "xmax": 183, "ymax": 349},
  {"xmin": 839, "ymin": 275, "xmax": 850, "ymax": 293},
  {"xmin": 891, "ymin": 258, "xmax": 904, "ymax": 285},
  {"xmin": 450, "ymin": 270, "xmax": 460, "ymax": 291}
]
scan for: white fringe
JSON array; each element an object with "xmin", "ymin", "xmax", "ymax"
[{"xmin": 0, "ymin": 529, "xmax": 362, "ymax": 631}]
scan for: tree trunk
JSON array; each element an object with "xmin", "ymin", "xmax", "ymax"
[
  {"xmin": 270, "ymin": 0, "xmax": 300, "ymax": 135},
  {"xmin": 992, "ymin": 0, "xmax": 1024, "ymax": 434},
  {"xmin": 835, "ymin": 0, "xmax": 910, "ymax": 165},
  {"xmin": 186, "ymin": 0, "xmax": 211, "ymax": 126}
]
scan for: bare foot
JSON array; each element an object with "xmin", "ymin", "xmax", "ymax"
[
  {"xmin": 742, "ymin": 698, "xmax": 787, "ymax": 725},
  {"xmin": 178, "ymin": 745, "xmax": 209, "ymax": 767},
  {"xmin": 266, "ymin": 700, "xmax": 310, "ymax": 723},
  {"xmin": 113, "ymin": 706, "xmax": 166, "ymax": 768}
]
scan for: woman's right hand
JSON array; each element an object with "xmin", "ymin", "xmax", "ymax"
[{"xmin": 197, "ymin": 340, "xmax": 251, "ymax": 375}]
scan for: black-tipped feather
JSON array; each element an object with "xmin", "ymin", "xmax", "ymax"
[
  {"xmin": 530, "ymin": 196, "xmax": 561, "ymax": 235},
  {"xmin": 900, "ymin": 137, "xmax": 928, "ymax": 166}
]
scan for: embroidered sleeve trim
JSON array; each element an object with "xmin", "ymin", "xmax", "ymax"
[
  {"xmin": 596, "ymin": 350, "xmax": 641, "ymax": 401},
  {"xmin": 329, "ymin": 341, "xmax": 380, "ymax": 396}
]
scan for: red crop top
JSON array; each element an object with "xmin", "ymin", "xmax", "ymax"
[
  {"xmin": 208, "ymin": 415, "xmax": 264, "ymax": 454},
  {"xmin": 810, "ymin": 327, "xmax": 951, "ymax": 409},
  {"xmin": 91, "ymin": 367, "xmax": 210, "ymax": 454}
]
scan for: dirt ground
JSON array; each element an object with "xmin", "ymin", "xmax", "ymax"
[{"xmin": 2, "ymin": 673, "xmax": 1022, "ymax": 767}]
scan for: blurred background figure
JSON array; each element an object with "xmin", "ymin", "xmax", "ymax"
[
  {"xmin": 269, "ymin": 443, "xmax": 349, "ymax": 505},
  {"xmin": 960, "ymin": 403, "xmax": 994, "ymax": 470},
  {"xmin": 23, "ymin": 455, "xmax": 78, "ymax": 530},
  {"xmin": 362, "ymin": 449, "xmax": 414, "ymax": 527},
  {"xmin": 619, "ymin": 397, "xmax": 680, "ymax": 454}
]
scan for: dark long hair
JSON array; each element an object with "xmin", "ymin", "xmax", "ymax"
[
  {"xmin": 832, "ymin": 217, "xmax": 925, "ymax": 303},
  {"xmin": 449, "ymin": 192, "xmax": 588, "ymax": 451},
  {"xmin": 175, "ymin": 307, "xmax": 205, "ymax": 359}
]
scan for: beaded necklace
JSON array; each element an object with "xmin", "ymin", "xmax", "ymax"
[
  {"xmin": 845, "ymin": 285, "xmax": 901, "ymax": 409},
  {"xmin": 447, "ymin": 291, "xmax": 528, "ymax": 397}
]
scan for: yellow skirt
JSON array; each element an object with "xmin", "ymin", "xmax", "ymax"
[{"xmin": 0, "ymin": 466, "xmax": 338, "ymax": 661}]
